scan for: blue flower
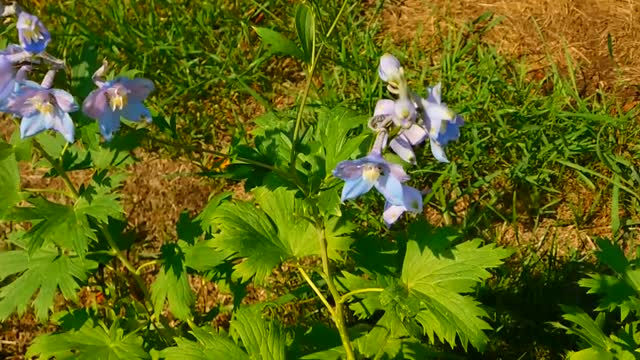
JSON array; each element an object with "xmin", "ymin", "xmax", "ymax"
[
  {"xmin": 421, "ymin": 83, "xmax": 464, "ymax": 162},
  {"xmin": 82, "ymin": 76, "xmax": 155, "ymax": 141},
  {"xmin": 17, "ymin": 13, "xmax": 50, "ymax": 54},
  {"xmin": 332, "ymin": 153, "xmax": 409, "ymax": 206},
  {"xmin": 373, "ymin": 98, "xmax": 427, "ymax": 164},
  {"xmin": 7, "ymin": 81, "xmax": 78, "ymax": 142},
  {"xmin": 383, "ymin": 185, "xmax": 423, "ymax": 226}
]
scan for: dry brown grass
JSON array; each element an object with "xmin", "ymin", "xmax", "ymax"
[{"xmin": 381, "ymin": 0, "xmax": 640, "ymax": 95}]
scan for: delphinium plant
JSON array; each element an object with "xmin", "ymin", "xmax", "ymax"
[{"xmin": 0, "ymin": 2, "xmax": 512, "ymax": 359}]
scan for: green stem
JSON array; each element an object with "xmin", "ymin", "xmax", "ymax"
[
  {"xmin": 339, "ymin": 287, "xmax": 384, "ymax": 304},
  {"xmin": 317, "ymin": 221, "xmax": 355, "ymax": 360},
  {"xmin": 34, "ymin": 140, "xmax": 172, "ymax": 344},
  {"xmin": 24, "ymin": 187, "xmax": 75, "ymax": 197},
  {"xmin": 289, "ymin": 0, "xmax": 350, "ymax": 170},
  {"xmin": 298, "ymin": 266, "xmax": 335, "ymax": 318}
]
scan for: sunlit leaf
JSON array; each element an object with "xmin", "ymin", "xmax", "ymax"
[
  {"xmin": 0, "ymin": 248, "xmax": 96, "ymax": 321},
  {"xmin": 205, "ymin": 187, "xmax": 353, "ymax": 283},
  {"xmin": 0, "ymin": 142, "xmax": 20, "ymax": 219},
  {"xmin": 400, "ymin": 224, "xmax": 512, "ymax": 351},
  {"xmin": 161, "ymin": 326, "xmax": 249, "ymax": 360},
  {"xmin": 254, "ymin": 27, "xmax": 304, "ymax": 60},
  {"xmin": 230, "ymin": 307, "xmax": 286, "ymax": 360},
  {"xmin": 26, "ymin": 318, "xmax": 148, "ymax": 359}
]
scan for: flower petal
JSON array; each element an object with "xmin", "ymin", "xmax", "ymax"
[
  {"xmin": 333, "ymin": 159, "xmax": 365, "ymax": 181},
  {"xmin": 390, "ymin": 135, "xmax": 416, "ymax": 165},
  {"xmin": 436, "ymin": 116, "xmax": 463, "ymax": 146},
  {"xmin": 383, "ymin": 203, "xmax": 405, "ymax": 227},
  {"xmin": 50, "ymin": 110, "xmax": 75, "ymax": 143},
  {"xmin": 427, "ymin": 83, "xmax": 442, "ymax": 104},
  {"xmin": 375, "ymin": 173, "xmax": 404, "ymax": 205},
  {"xmin": 402, "ymin": 186, "xmax": 423, "ymax": 213},
  {"xmin": 17, "ymin": 13, "xmax": 51, "ymax": 54},
  {"xmin": 121, "ymin": 102, "xmax": 152, "ymax": 123},
  {"xmin": 378, "ymin": 54, "xmax": 402, "ymax": 83},
  {"xmin": 52, "ymin": 89, "xmax": 78, "ymax": 113},
  {"xmin": 373, "ymin": 99, "xmax": 395, "ymax": 117},
  {"xmin": 341, "ymin": 177, "xmax": 375, "ymax": 202},
  {"xmin": 97, "ymin": 112, "xmax": 121, "ymax": 141},
  {"xmin": 122, "ymin": 77, "xmax": 154, "ymax": 102},
  {"xmin": 82, "ymin": 88, "xmax": 109, "ymax": 119},
  {"xmin": 403, "ymin": 124, "xmax": 427, "ymax": 145},
  {"xmin": 20, "ymin": 113, "xmax": 49, "ymax": 139},
  {"xmin": 429, "ymin": 139, "xmax": 449, "ymax": 163},
  {"xmin": 393, "ymin": 98, "xmax": 416, "ymax": 128}
]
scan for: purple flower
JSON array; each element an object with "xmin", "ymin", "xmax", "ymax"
[
  {"xmin": 7, "ymin": 81, "xmax": 78, "ymax": 143},
  {"xmin": 332, "ymin": 153, "xmax": 409, "ymax": 206},
  {"xmin": 421, "ymin": 83, "xmax": 464, "ymax": 163},
  {"xmin": 82, "ymin": 76, "xmax": 155, "ymax": 141},
  {"xmin": 0, "ymin": 45, "xmax": 30, "ymax": 110},
  {"xmin": 17, "ymin": 13, "xmax": 50, "ymax": 54},
  {"xmin": 373, "ymin": 98, "xmax": 427, "ymax": 164},
  {"xmin": 383, "ymin": 185, "xmax": 423, "ymax": 226},
  {"xmin": 378, "ymin": 53, "xmax": 402, "ymax": 84}
]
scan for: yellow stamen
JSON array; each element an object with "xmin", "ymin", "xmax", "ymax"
[
  {"xmin": 30, "ymin": 97, "xmax": 54, "ymax": 115},
  {"xmin": 362, "ymin": 164, "xmax": 382, "ymax": 183},
  {"xmin": 22, "ymin": 27, "xmax": 44, "ymax": 44},
  {"xmin": 109, "ymin": 90, "xmax": 128, "ymax": 111}
]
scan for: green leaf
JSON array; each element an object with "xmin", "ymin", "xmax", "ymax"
[
  {"xmin": 196, "ymin": 191, "xmax": 233, "ymax": 234},
  {"xmin": 26, "ymin": 318, "xmax": 148, "ymax": 359},
  {"xmin": 0, "ymin": 248, "xmax": 96, "ymax": 321},
  {"xmin": 230, "ymin": 307, "xmax": 286, "ymax": 360},
  {"xmin": 318, "ymin": 188, "xmax": 341, "ymax": 217},
  {"xmin": 595, "ymin": 238, "xmax": 629, "ymax": 274},
  {"xmin": 611, "ymin": 175, "xmax": 621, "ymax": 235},
  {"xmin": 207, "ymin": 187, "xmax": 353, "ymax": 283},
  {"xmin": 161, "ymin": 326, "xmax": 250, "ymax": 360},
  {"xmin": 150, "ymin": 243, "xmax": 195, "ymax": 320},
  {"xmin": 254, "ymin": 26, "xmax": 304, "ymax": 60},
  {"xmin": 76, "ymin": 184, "xmax": 124, "ymax": 223},
  {"xmin": 400, "ymin": 226, "xmax": 512, "ymax": 351},
  {"xmin": 317, "ymin": 106, "xmax": 369, "ymax": 174},
  {"xmin": 183, "ymin": 240, "xmax": 230, "ymax": 273},
  {"xmin": 295, "ymin": 4, "xmax": 315, "ymax": 63},
  {"xmin": 568, "ymin": 348, "xmax": 615, "ymax": 360},
  {"xmin": 553, "ymin": 306, "xmax": 615, "ymax": 354},
  {"xmin": 0, "ymin": 142, "xmax": 20, "ymax": 219}
]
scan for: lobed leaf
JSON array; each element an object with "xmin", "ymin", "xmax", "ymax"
[
  {"xmin": 26, "ymin": 319, "xmax": 148, "ymax": 359},
  {"xmin": 0, "ymin": 248, "xmax": 96, "ymax": 321},
  {"xmin": 150, "ymin": 243, "xmax": 195, "ymax": 320}
]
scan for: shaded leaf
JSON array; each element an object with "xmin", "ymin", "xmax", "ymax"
[{"xmin": 150, "ymin": 243, "xmax": 195, "ymax": 320}]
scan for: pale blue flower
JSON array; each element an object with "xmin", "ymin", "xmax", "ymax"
[
  {"xmin": 17, "ymin": 13, "xmax": 50, "ymax": 54},
  {"xmin": 82, "ymin": 76, "xmax": 154, "ymax": 141},
  {"xmin": 7, "ymin": 81, "xmax": 78, "ymax": 142},
  {"xmin": 383, "ymin": 185, "xmax": 423, "ymax": 226},
  {"xmin": 332, "ymin": 153, "xmax": 409, "ymax": 206},
  {"xmin": 421, "ymin": 83, "xmax": 464, "ymax": 162},
  {"xmin": 373, "ymin": 98, "xmax": 427, "ymax": 164}
]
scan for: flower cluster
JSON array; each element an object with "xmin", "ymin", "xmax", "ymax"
[
  {"xmin": 0, "ymin": 10, "xmax": 154, "ymax": 142},
  {"xmin": 333, "ymin": 54, "xmax": 464, "ymax": 226}
]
